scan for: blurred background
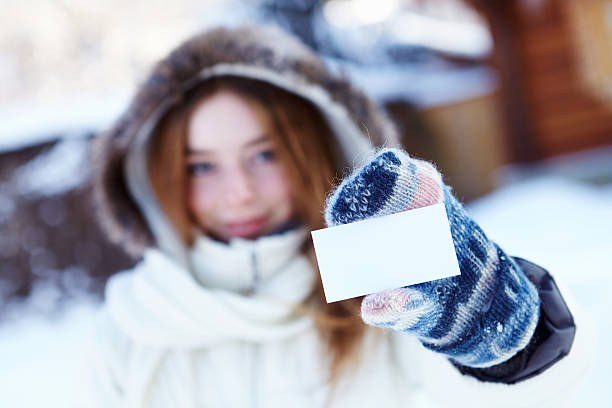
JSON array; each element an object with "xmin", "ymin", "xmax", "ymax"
[{"xmin": 1, "ymin": 0, "xmax": 610, "ymax": 406}]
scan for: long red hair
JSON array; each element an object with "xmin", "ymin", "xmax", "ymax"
[{"xmin": 148, "ymin": 75, "xmax": 366, "ymax": 384}]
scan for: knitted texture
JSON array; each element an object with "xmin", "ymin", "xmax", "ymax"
[{"xmin": 325, "ymin": 148, "xmax": 541, "ymax": 368}]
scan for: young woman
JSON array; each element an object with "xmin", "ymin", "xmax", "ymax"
[{"xmin": 88, "ymin": 25, "xmax": 591, "ymax": 407}]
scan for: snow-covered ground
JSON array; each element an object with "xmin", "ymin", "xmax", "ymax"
[
  {"xmin": 469, "ymin": 175, "xmax": 612, "ymax": 407},
  {"xmin": 0, "ymin": 174, "xmax": 610, "ymax": 406},
  {"xmin": 0, "ymin": 294, "xmax": 99, "ymax": 407}
]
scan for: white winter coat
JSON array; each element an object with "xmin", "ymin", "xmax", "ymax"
[{"xmin": 84, "ymin": 227, "xmax": 594, "ymax": 408}]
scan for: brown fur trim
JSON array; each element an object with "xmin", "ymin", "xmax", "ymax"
[{"xmin": 92, "ymin": 24, "xmax": 399, "ymax": 258}]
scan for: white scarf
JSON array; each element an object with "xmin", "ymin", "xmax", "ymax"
[{"xmin": 104, "ymin": 227, "xmax": 316, "ymax": 349}]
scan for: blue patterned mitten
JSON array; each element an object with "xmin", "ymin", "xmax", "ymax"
[{"xmin": 325, "ymin": 148, "xmax": 540, "ymax": 368}]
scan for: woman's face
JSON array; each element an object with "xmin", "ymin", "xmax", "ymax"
[{"xmin": 185, "ymin": 90, "xmax": 297, "ymax": 242}]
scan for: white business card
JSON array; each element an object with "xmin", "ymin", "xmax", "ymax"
[{"xmin": 311, "ymin": 202, "xmax": 460, "ymax": 303}]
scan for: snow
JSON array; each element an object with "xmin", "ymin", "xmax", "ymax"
[
  {"xmin": 321, "ymin": 1, "xmax": 492, "ymax": 59},
  {"xmin": 14, "ymin": 137, "xmax": 91, "ymax": 198},
  {"xmin": 0, "ymin": 92, "xmax": 129, "ymax": 153},
  {"xmin": 386, "ymin": 11, "xmax": 492, "ymax": 58},
  {"xmin": 343, "ymin": 63, "xmax": 498, "ymax": 108},
  {"xmin": 0, "ymin": 174, "xmax": 610, "ymax": 406},
  {"xmin": 468, "ymin": 176, "xmax": 612, "ymax": 407},
  {"xmin": 0, "ymin": 295, "xmax": 99, "ymax": 407}
]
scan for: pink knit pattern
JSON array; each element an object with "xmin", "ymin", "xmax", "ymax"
[
  {"xmin": 398, "ymin": 157, "xmax": 445, "ymax": 210},
  {"xmin": 361, "ymin": 155, "xmax": 444, "ymax": 324}
]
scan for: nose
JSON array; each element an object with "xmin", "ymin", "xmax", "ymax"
[{"xmin": 223, "ymin": 166, "xmax": 256, "ymax": 206}]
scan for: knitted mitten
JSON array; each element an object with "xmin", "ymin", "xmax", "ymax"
[{"xmin": 325, "ymin": 148, "xmax": 540, "ymax": 368}]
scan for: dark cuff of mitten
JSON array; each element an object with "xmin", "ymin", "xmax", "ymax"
[{"xmin": 450, "ymin": 257, "xmax": 576, "ymax": 384}]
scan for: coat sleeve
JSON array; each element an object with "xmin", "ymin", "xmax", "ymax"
[
  {"xmin": 450, "ymin": 257, "xmax": 578, "ymax": 383},
  {"xmin": 410, "ymin": 259, "xmax": 596, "ymax": 408}
]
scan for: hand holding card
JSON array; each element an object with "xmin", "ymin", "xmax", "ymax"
[{"xmin": 319, "ymin": 148, "xmax": 541, "ymax": 368}]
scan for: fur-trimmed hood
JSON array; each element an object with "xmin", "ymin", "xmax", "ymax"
[{"xmin": 92, "ymin": 24, "xmax": 400, "ymax": 262}]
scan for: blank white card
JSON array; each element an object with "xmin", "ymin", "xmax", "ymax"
[{"xmin": 311, "ymin": 202, "xmax": 461, "ymax": 303}]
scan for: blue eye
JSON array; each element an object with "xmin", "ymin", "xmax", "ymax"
[
  {"xmin": 187, "ymin": 162, "xmax": 214, "ymax": 175},
  {"xmin": 254, "ymin": 149, "xmax": 276, "ymax": 163}
]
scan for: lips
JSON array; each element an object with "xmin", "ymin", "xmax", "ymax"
[{"xmin": 223, "ymin": 217, "xmax": 268, "ymax": 238}]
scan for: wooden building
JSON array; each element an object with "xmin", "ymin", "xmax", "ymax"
[{"xmin": 469, "ymin": 0, "xmax": 612, "ymax": 161}]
